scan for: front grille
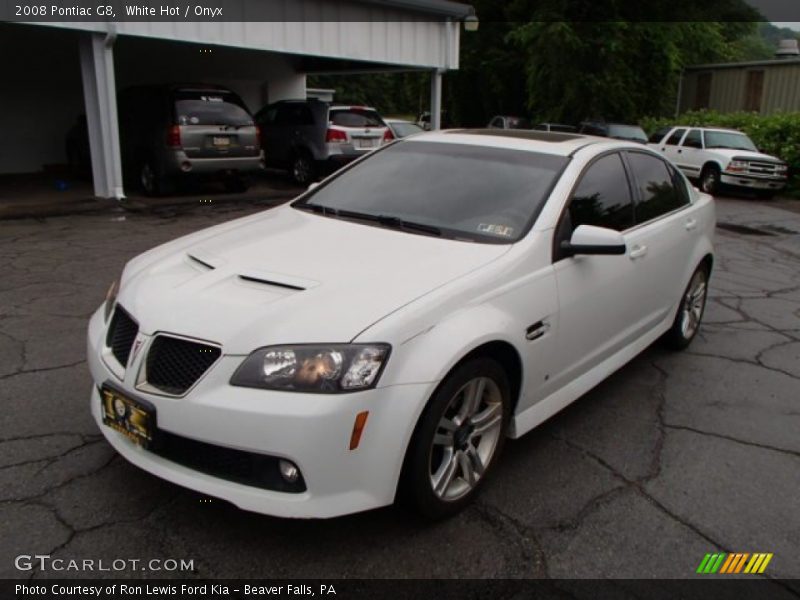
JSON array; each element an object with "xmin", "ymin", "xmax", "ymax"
[
  {"xmin": 106, "ymin": 306, "xmax": 138, "ymax": 367},
  {"xmin": 151, "ymin": 430, "xmax": 306, "ymax": 493},
  {"xmin": 145, "ymin": 335, "xmax": 221, "ymax": 395},
  {"xmin": 742, "ymin": 160, "xmax": 784, "ymax": 178}
]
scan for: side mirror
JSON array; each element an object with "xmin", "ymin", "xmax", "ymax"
[
  {"xmin": 307, "ymin": 182, "xmax": 319, "ymax": 191},
  {"xmin": 561, "ymin": 225, "xmax": 626, "ymax": 257}
]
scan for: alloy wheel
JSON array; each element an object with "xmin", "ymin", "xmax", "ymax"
[
  {"xmin": 681, "ymin": 269, "xmax": 708, "ymax": 339},
  {"xmin": 292, "ymin": 157, "xmax": 311, "ymax": 184},
  {"xmin": 428, "ymin": 376, "xmax": 504, "ymax": 502}
]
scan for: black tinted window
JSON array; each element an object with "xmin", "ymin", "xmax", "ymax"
[
  {"xmin": 648, "ymin": 126, "xmax": 671, "ymax": 144},
  {"xmin": 665, "ymin": 128, "xmax": 686, "ymax": 146},
  {"xmin": 683, "ymin": 129, "xmax": 702, "ymax": 148},
  {"xmin": 275, "ymin": 104, "xmax": 313, "ymax": 126},
  {"xmin": 173, "ymin": 91, "xmax": 252, "ymax": 126},
  {"xmin": 627, "ymin": 152, "xmax": 688, "ymax": 223},
  {"xmin": 568, "ymin": 154, "xmax": 634, "ymax": 232},
  {"xmin": 330, "ymin": 109, "xmax": 383, "ymax": 128},
  {"xmin": 295, "ymin": 142, "xmax": 568, "ymax": 243}
]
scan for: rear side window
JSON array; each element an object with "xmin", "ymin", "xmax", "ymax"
[
  {"xmin": 648, "ymin": 126, "xmax": 671, "ymax": 144},
  {"xmin": 173, "ymin": 91, "xmax": 253, "ymax": 127},
  {"xmin": 665, "ymin": 128, "xmax": 686, "ymax": 146},
  {"xmin": 567, "ymin": 153, "xmax": 634, "ymax": 232},
  {"xmin": 330, "ymin": 109, "xmax": 384, "ymax": 128},
  {"xmin": 626, "ymin": 152, "xmax": 689, "ymax": 223}
]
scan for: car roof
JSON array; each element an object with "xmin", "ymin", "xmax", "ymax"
[
  {"xmin": 671, "ymin": 126, "xmax": 744, "ymax": 134},
  {"xmin": 407, "ymin": 129, "xmax": 638, "ymax": 157},
  {"xmin": 330, "ymin": 105, "xmax": 378, "ymax": 111}
]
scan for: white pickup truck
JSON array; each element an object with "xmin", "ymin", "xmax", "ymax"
[{"xmin": 648, "ymin": 126, "xmax": 788, "ymax": 198}]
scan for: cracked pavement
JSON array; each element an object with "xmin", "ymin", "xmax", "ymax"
[{"xmin": 0, "ymin": 196, "xmax": 798, "ymax": 584}]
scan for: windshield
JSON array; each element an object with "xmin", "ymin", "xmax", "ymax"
[
  {"xmin": 607, "ymin": 124, "xmax": 647, "ymax": 143},
  {"xmin": 174, "ymin": 91, "xmax": 253, "ymax": 127},
  {"xmin": 704, "ymin": 131, "xmax": 758, "ymax": 151},
  {"xmin": 293, "ymin": 142, "xmax": 568, "ymax": 243}
]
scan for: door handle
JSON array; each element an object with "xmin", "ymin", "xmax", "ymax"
[
  {"xmin": 629, "ymin": 244, "xmax": 648, "ymax": 259},
  {"xmin": 525, "ymin": 320, "xmax": 550, "ymax": 341},
  {"xmin": 685, "ymin": 218, "xmax": 698, "ymax": 231},
  {"xmin": 677, "ymin": 149, "xmax": 682, "ymax": 153}
]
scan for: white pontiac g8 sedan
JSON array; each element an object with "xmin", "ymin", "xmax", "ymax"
[{"xmin": 87, "ymin": 130, "xmax": 715, "ymax": 519}]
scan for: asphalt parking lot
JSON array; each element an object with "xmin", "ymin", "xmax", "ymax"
[{"xmin": 1, "ymin": 195, "xmax": 798, "ymax": 584}]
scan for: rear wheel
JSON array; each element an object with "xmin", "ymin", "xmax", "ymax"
[
  {"xmin": 663, "ymin": 264, "xmax": 709, "ymax": 350},
  {"xmin": 700, "ymin": 165, "xmax": 721, "ymax": 195},
  {"xmin": 290, "ymin": 152, "xmax": 315, "ymax": 185},
  {"xmin": 400, "ymin": 357, "xmax": 510, "ymax": 519},
  {"xmin": 139, "ymin": 159, "xmax": 172, "ymax": 196}
]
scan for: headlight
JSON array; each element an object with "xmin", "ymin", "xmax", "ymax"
[
  {"xmin": 103, "ymin": 279, "xmax": 119, "ymax": 322},
  {"xmin": 726, "ymin": 160, "xmax": 747, "ymax": 172},
  {"xmin": 230, "ymin": 344, "xmax": 391, "ymax": 393}
]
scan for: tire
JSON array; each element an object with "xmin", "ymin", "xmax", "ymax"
[
  {"xmin": 139, "ymin": 159, "xmax": 172, "ymax": 197},
  {"xmin": 662, "ymin": 264, "xmax": 710, "ymax": 350},
  {"xmin": 290, "ymin": 152, "xmax": 316, "ymax": 185},
  {"xmin": 757, "ymin": 190, "xmax": 776, "ymax": 200},
  {"xmin": 699, "ymin": 165, "xmax": 721, "ymax": 195},
  {"xmin": 399, "ymin": 357, "xmax": 511, "ymax": 520}
]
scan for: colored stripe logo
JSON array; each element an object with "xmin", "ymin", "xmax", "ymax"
[{"xmin": 696, "ymin": 552, "xmax": 773, "ymax": 574}]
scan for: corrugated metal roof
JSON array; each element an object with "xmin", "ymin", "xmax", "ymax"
[
  {"xmin": 686, "ymin": 58, "xmax": 800, "ymax": 71},
  {"xmin": 360, "ymin": 0, "xmax": 474, "ymax": 17}
]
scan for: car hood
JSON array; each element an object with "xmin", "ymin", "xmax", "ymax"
[
  {"xmin": 117, "ymin": 206, "xmax": 510, "ymax": 353},
  {"xmin": 707, "ymin": 148, "xmax": 784, "ymax": 163}
]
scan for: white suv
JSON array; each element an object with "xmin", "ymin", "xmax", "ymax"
[{"xmin": 648, "ymin": 126, "xmax": 788, "ymax": 198}]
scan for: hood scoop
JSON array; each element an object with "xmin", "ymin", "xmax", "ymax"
[
  {"xmin": 186, "ymin": 248, "xmax": 225, "ymax": 271},
  {"xmin": 187, "ymin": 253, "xmax": 215, "ymax": 271},
  {"xmin": 237, "ymin": 269, "xmax": 318, "ymax": 292}
]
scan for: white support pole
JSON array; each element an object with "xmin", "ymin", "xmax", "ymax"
[
  {"xmin": 430, "ymin": 69, "xmax": 443, "ymax": 130},
  {"xmin": 79, "ymin": 31, "xmax": 124, "ymax": 199}
]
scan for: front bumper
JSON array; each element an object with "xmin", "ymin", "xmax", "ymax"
[
  {"xmin": 720, "ymin": 172, "xmax": 787, "ymax": 191},
  {"xmin": 87, "ymin": 308, "xmax": 433, "ymax": 518}
]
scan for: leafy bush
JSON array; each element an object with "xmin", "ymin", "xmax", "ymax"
[{"xmin": 641, "ymin": 110, "xmax": 800, "ymax": 196}]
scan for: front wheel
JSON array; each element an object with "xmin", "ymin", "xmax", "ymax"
[
  {"xmin": 700, "ymin": 165, "xmax": 721, "ymax": 195},
  {"xmin": 400, "ymin": 357, "xmax": 510, "ymax": 519},
  {"xmin": 663, "ymin": 265, "xmax": 709, "ymax": 350}
]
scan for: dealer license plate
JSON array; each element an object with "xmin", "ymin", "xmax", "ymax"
[{"xmin": 101, "ymin": 385, "xmax": 155, "ymax": 448}]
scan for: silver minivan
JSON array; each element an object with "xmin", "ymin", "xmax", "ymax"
[{"xmin": 118, "ymin": 85, "xmax": 264, "ymax": 195}]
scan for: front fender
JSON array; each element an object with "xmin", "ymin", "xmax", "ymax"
[{"xmin": 378, "ymin": 304, "xmax": 526, "ymax": 390}]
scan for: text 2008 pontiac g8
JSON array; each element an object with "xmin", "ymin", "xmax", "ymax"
[{"xmin": 87, "ymin": 130, "xmax": 714, "ymax": 519}]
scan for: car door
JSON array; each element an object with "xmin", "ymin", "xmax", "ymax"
[
  {"xmin": 658, "ymin": 127, "xmax": 687, "ymax": 164},
  {"xmin": 675, "ymin": 128, "xmax": 704, "ymax": 178},
  {"xmin": 550, "ymin": 152, "xmax": 652, "ymax": 387},
  {"xmin": 623, "ymin": 150, "xmax": 696, "ymax": 321}
]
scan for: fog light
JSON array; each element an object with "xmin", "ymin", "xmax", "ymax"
[
  {"xmin": 180, "ymin": 161, "xmax": 192, "ymax": 172},
  {"xmin": 278, "ymin": 459, "xmax": 299, "ymax": 483}
]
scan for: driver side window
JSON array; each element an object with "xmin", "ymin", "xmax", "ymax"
[{"xmin": 554, "ymin": 153, "xmax": 634, "ymax": 262}]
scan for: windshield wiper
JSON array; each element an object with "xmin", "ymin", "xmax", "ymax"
[
  {"xmin": 374, "ymin": 214, "xmax": 442, "ymax": 237},
  {"xmin": 295, "ymin": 202, "xmax": 339, "ymax": 217},
  {"xmin": 295, "ymin": 205, "xmax": 442, "ymax": 237},
  {"xmin": 333, "ymin": 209, "xmax": 442, "ymax": 237}
]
